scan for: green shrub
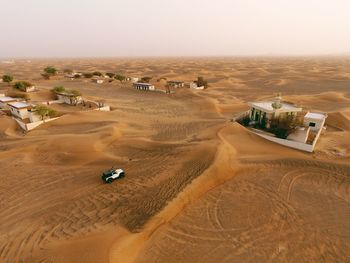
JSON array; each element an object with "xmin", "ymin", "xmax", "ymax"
[
  {"xmin": 83, "ymin": 73, "xmax": 93, "ymax": 78},
  {"xmin": 52, "ymin": 86, "xmax": 66, "ymax": 93},
  {"xmin": 2, "ymin": 75, "xmax": 13, "ymax": 84},
  {"xmin": 13, "ymin": 81, "xmax": 33, "ymax": 91},
  {"xmin": 92, "ymin": 71, "xmax": 102, "ymax": 76}
]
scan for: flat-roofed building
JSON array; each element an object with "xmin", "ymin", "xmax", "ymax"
[
  {"xmin": 0, "ymin": 96, "xmax": 17, "ymax": 109},
  {"xmin": 92, "ymin": 78, "xmax": 104, "ymax": 84},
  {"xmin": 133, "ymin": 83, "xmax": 155, "ymax": 91},
  {"xmin": 56, "ymin": 92, "xmax": 82, "ymax": 105},
  {"xmin": 167, "ymin": 80, "xmax": 184, "ymax": 88},
  {"xmin": 304, "ymin": 112, "xmax": 327, "ymax": 131},
  {"xmin": 248, "ymin": 95, "xmax": 302, "ymax": 125},
  {"xmin": 8, "ymin": 101, "xmax": 31, "ymax": 119}
]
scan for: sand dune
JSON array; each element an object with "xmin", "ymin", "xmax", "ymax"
[{"xmin": 0, "ymin": 58, "xmax": 350, "ymax": 262}]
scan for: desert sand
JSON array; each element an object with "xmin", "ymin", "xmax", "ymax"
[{"xmin": 0, "ymin": 57, "xmax": 349, "ymax": 262}]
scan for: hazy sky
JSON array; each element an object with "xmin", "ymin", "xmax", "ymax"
[{"xmin": 0, "ymin": 0, "xmax": 349, "ymax": 58}]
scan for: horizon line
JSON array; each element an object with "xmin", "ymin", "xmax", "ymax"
[{"xmin": 1, "ymin": 54, "xmax": 350, "ymax": 60}]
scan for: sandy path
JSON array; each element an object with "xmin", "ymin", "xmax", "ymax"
[{"xmin": 109, "ymin": 124, "xmax": 239, "ymax": 263}]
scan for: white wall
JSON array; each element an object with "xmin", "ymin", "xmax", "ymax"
[
  {"xmin": 15, "ymin": 117, "xmax": 61, "ymax": 131},
  {"xmin": 29, "ymin": 111, "xmax": 42, "ymax": 122},
  {"xmin": 57, "ymin": 94, "xmax": 72, "ymax": 104},
  {"xmin": 25, "ymin": 86, "xmax": 35, "ymax": 92},
  {"xmin": 251, "ymin": 131, "xmax": 314, "ymax": 152},
  {"xmin": 10, "ymin": 107, "xmax": 29, "ymax": 119},
  {"xmin": 94, "ymin": 106, "xmax": 111, "ymax": 111},
  {"xmin": 304, "ymin": 117, "xmax": 325, "ymax": 131}
]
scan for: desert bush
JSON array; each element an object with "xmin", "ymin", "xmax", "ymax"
[
  {"xmin": 83, "ymin": 73, "xmax": 93, "ymax": 78},
  {"xmin": 70, "ymin": 89, "xmax": 81, "ymax": 97},
  {"xmin": 33, "ymin": 105, "xmax": 57, "ymax": 120},
  {"xmin": 115, "ymin": 74, "xmax": 126, "ymax": 82},
  {"xmin": 13, "ymin": 81, "xmax": 33, "ymax": 92},
  {"xmin": 92, "ymin": 71, "xmax": 102, "ymax": 76},
  {"xmin": 52, "ymin": 86, "xmax": 65, "ymax": 93},
  {"xmin": 2, "ymin": 75, "xmax": 13, "ymax": 85},
  {"xmin": 68, "ymin": 89, "xmax": 82, "ymax": 105},
  {"xmin": 73, "ymin": 74, "xmax": 81, "ymax": 79},
  {"xmin": 44, "ymin": 66, "xmax": 57, "ymax": 75},
  {"xmin": 41, "ymin": 73, "xmax": 51, "ymax": 80},
  {"xmin": 140, "ymin": 76, "xmax": 152, "ymax": 83},
  {"xmin": 239, "ymin": 115, "xmax": 251, "ymax": 126},
  {"xmin": 269, "ymin": 115, "xmax": 300, "ymax": 139},
  {"xmin": 106, "ymin": 72, "xmax": 115, "ymax": 78}
]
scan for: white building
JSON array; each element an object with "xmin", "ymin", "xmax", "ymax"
[
  {"xmin": 133, "ymin": 83, "xmax": 155, "ymax": 91},
  {"xmin": 248, "ymin": 95, "xmax": 302, "ymax": 126},
  {"xmin": 8, "ymin": 101, "xmax": 31, "ymax": 119},
  {"xmin": 65, "ymin": 74, "xmax": 75, "ymax": 80},
  {"xmin": 92, "ymin": 78, "xmax": 104, "ymax": 84},
  {"xmin": 130, "ymin": 77, "xmax": 139, "ymax": 83},
  {"xmin": 304, "ymin": 112, "xmax": 327, "ymax": 131},
  {"xmin": 65, "ymin": 72, "xmax": 82, "ymax": 80},
  {"xmin": 167, "ymin": 80, "xmax": 184, "ymax": 88},
  {"xmin": 56, "ymin": 92, "xmax": 82, "ymax": 105},
  {"xmin": 244, "ymin": 95, "xmax": 328, "ymax": 152},
  {"xmin": 24, "ymin": 86, "xmax": 35, "ymax": 92},
  {"xmin": 189, "ymin": 82, "xmax": 204, "ymax": 90},
  {"xmin": 0, "ymin": 96, "xmax": 17, "ymax": 109}
]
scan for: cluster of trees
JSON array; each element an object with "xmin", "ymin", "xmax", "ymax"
[
  {"xmin": 195, "ymin": 76, "xmax": 208, "ymax": 88},
  {"xmin": 52, "ymin": 86, "xmax": 65, "ymax": 93},
  {"xmin": 51, "ymin": 86, "xmax": 81, "ymax": 105},
  {"xmin": 13, "ymin": 81, "xmax": 33, "ymax": 92},
  {"xmin": 42, "ymin": 66, "xmax": 57, "ymax": 79},
  {"xmin": 80, "ymin": 72, "xmax": 126, "ymax": 82},
  {"xmin": 140, "ymin": 76, "xmax": 152, "ymax": 83},
  {"xmin": 2, "ymin": 75, "xmax": 13, "ymax": 85},
  {"xmin": 33, "ymin": 105, "xmax": 57, "ymax": 120},
  {"xmin": 52, "ymin": 86, "xmax": 81, "ymax": 96},
  {"xmin": 1, "ymin": 75, "xmax": 35, "ymax": 92},
  {"xmin": 269, "ymin": 115, "xmax": 303, "ymax": 139},
  {"xmin": 238, "ymin": 114, "xmax": 303, "ymax": 139},
  {"xmin": 39, "ymin": 67, "xmax": 130, "ymax": 83}
]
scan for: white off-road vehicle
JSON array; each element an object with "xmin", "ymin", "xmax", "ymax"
[{"xmin": 101, "ymin": 168, "xmax": 125, "ymax": 183}]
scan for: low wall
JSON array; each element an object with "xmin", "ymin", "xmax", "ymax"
[
  {"xmin": 250, "ymin": 129, "xmax": 314, "ymax": 152},
  {"xmin": 94, "ymin": 106, "xmax": 110, "ymax": 112},
  {"xmin": 14, "ymin": 118, "xmax": 27, "ymax": 131},
  {"xmin": 312, "ymin": 125, "xmax": 324, "ymax": 148},
  {"xmin": 44, "ymin": 100, "xmax": 64, "ymax": 105},
  {"xmin": 26, "ymin": 121, "xmax": 44, "ymax": 131},
  {"xmin": 14, "ymin": 117, "xmax": 61, "ymax": 131}
]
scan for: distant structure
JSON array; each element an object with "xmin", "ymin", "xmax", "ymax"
[
  {"xmin": 188, "ymin": 82, "xmax": 204, "ymax": 90},
  {"xmin": 92, "ymin": 78, "xmax": 104, "ymax": 84},
  {"xmin": 242, "ymin": 94, "xmax": 327, "ymax": 152},
  {"xmin": 167, "ymin": 80, "xmax": 184, "ymax": 88},
  {"xmin": 129, "ymin": 77, "xmax": 139, "ymax": 83},
  {"xmin": 133, "ymin": 83, "xmax": 155, "ymax": 91},
  {"xmin": 55, "ymin": 91, "xmax": 82, "ymax": 105},
  {"xmin": 304, "ymin": 112, "xmax": 327, "ymax": 131},
  {"xmin": 24, "ymin": 86, "xmax": 35, "ymax": 92},
  {"xmin": 65, "ymin": 72, "xmax": 82, "ymax": 80}
]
